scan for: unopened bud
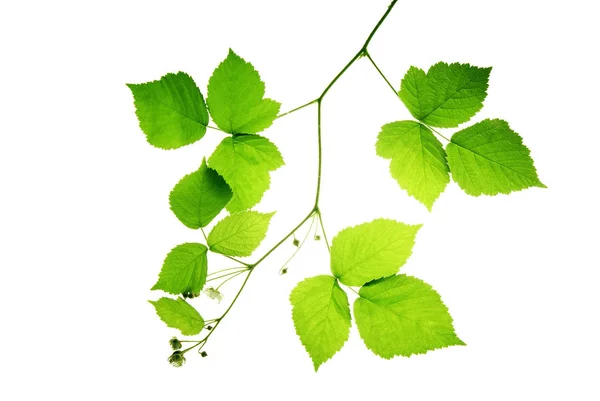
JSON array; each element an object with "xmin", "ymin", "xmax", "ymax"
[
  {"xmin": 169, "ymin": 337, "xmax": 182, "ymax": 350},
  {"xmin": 168, "ymin": 351, "xmax": 186, "ymax": 367},
  {"xmin": 314, "ymin": 235, "xmax": 321, "ymax": 241},
  {"xmin": 292, "ymin": 238, "xmax": 300, "ymax": 247},
  {"xmin": 200, "ymin": 351, "xmax": 208, "ymax": 358},
  {"xmin": 206, "ymin": 325, "xmax": 213, "ymax": 330},
  {"xmin": 281, "ymin": 268, "xmax": 288, "ymax": 275}
]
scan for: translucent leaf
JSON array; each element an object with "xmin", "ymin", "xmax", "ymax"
[
  {"xmin": 152, "ymin": 243, "xmax": 208, "ymax": 296},
  {"xmin": 354, "ymin": 275, "xmax": 464, "ymax": 358},
  {"xmin": 149, "ymin": 297, "xmax": 205, "ymax": 336},
  {"xmin": 169, "ymin": 158, "xmax": 232, "ymax": 229},
  {"xmin": 127, "ymin": 72, "xmax": 208, "ymax": 149},
  {"xmin": 399, "ymin": 62, "xmax": 491, "ymax": 128},
  {"xmin": 208, "ymin": 211, "xmax": 275, "ymax": 257},
  {"xmin": 207, "ymin": 49, "xmax": 280, "ymax": 134},
  {"xmin": 330, "ymin": 219, "xmax": 421, "ymax": 287},
  {"xmin": 446, "ymin": 119, "xmax": 545, "ymax": 196},
  {"xmin": 377, "ymin": 121, "xmax": 449, "ymax": 210},
  {"xmin": 208, "ymin": 134, "xmax": 284, "ymax": 212},
  {"xmin": 290, "ymin": 275, "xmax": 351, "ymax": 371}
]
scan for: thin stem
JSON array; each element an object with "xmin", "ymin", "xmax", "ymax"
[
  {"xmin": 423, "ymin": 123, "xmax": 451, "ymax": 142},
  {"xmin": 206, "ymin": 270, "xmax": 245, "ymax": 283},
  {"xmin": 279, "ymin": 215, "xmax": 317, "ymax": 274},
  {"xmin": 315, "ymin": 210, "xmax": 331, "ymax": 252},
  {"xmin": 206, "ymin": 125, "xmax": 227, "ymax": 133},
  {"xmin": 276, "ymin": 99, "xmax": 318, "ymax": 119},
  {"xmin": 216, "ymin": 270, "xmax": 245, "ymax": 291},
  {"xmin": 197, "ymin": 270, "xmax": 253, "ymax": 352},
  {"xmin": 207, "ymin": 266, "xmax": 247, "ymax": 277},
  {"xmin": 200, "ymin": 228, "xmax": 208, "ymax": 241},
  {"xmin": 365, "ymin": 51, "xmax": 397, "ymax": 97},
  {"xmin": 319, "ymin": 54, "xmax": 363, "ymax": 100},
  {"xmin": 314, "ymin": 100, "xmax": 323, "ymax": 207},
  {"xmin": 346, "ymin": 286, "xmax": 360, "ymax": 296},
  {"xmin": 221, "ymin": 254, "xmax": 253, "ymax": 267},
  {"xmin": 253, "ymin": 210, "xmax": 316, "ymax": 266},
  {"xmin": 361, "ymin": 0, "xmax": 399, "ymax": 49}
]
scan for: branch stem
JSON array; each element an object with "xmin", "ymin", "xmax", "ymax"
[
  {"xmin": 183, "ymin": 0, "xmax": 401, "ymax": 354},
  {"xmin": 365, "ymin": 51, "xmax": 398, "ymax": 97},
  {"xmin": 276, "ymin": 99, "xmax": 318, "ymax": 119}
]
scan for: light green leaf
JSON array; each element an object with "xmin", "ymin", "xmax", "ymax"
[
  {"xmin": 330, "ymin": 219, "xmax": 421, "ymax": 287},
  {"xmin": 208, "ymin": 134, "xmax": 284, "ymax": 212},
  {"xmin": 149, "ymin": 297, "xmax": 205, "ymax": 336},
  {"xmin": 446, "ymin": 119, "xmax": 546, "ymax": 196},
  {"xmin": 208, "ymin": 211, "xmax": 275, "ymax": 257},
  {"xmin": 354, "ymin": 274, "xmax": 464, "ymax": 359},
  {"xmin": 399, "ymin": 62, "xmax": 491, "ymax": 128},
  {"xmin": 127, "ymin": 72, "xmax": 209, "ymax": 149},
  {"xmin": 169, "ymin": 158, "xmax": 232, "ymax": 229},
  {"xmin": 290, "ymin": 275, "xmax": 351, "ymax": 371},
  {"xmin": 207, "ymin": 49, "xmax": 280, "ymax": 134},
  {"xmin": 377, "ymin": 121, "xmax": 449, "ymax": 210},
  {"xmin": 152, "ymin": 243, "xmax": 208, "ymax": 296}
]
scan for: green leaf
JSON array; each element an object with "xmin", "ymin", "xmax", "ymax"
[
  {"xmin": 290, "ymin": 275, "xmax": 351, "ymax": 371},
  {"xmin": 149, "ymin": 297, "xmax": 205, "ymax": 336},
  {"xmin": 152, "ymin": 243, "xmax": 208, "ymax": 296},
  {"xmin": 446, "ymin": 119, "xmax": 546, "ymax": 196},
  {"xmin": 169, "ymin": 158, "xmax": 232, "ymax": 229},
  {"xmin": 208, "ymin": 134, "xmax": 284, "ymax": 212},
  {"xmin": 127, "ymin": 72, "xmax": 209, "ymax": 149},
  {"xmin": 354, "ymin": 274, "xmax": 464, "ymax": 359},
  {"xmin": 377, "ymin": 121, "xmax": 449, "ymax": 210},
  {"xmin": 399, "ymin": 62, "xmax": 491, "ymax": 128},
  {"xmin": 207, "ymin": 49, "xmax": 280, "ymax": 134},
  {"xmin": 330, "ymin": 219, "xmax": 421, "ymax": 287},
  {"xmin": 208, "ymin": 211, "xmax": 275, "ymax": 257}
]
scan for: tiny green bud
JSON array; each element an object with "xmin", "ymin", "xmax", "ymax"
[
  {"xmin": 206, "ymin": 325, "xmax": 213, "ymax": 330},
  {"xmin": 169, "ymin": 337, "xmax": 182, "ymax": 350},
  {"xmin": 292, "ymin": 238, "xmax": 300, "ymax": 247},
  {"xmin": 200, "ymin": 351, "xmax": 208, "ymax": 358},
  {"xmin": 168, "ymin": 351, "xmax": 186, "ymax": 367},
  {"xmin": 314, "ymin": 235, "xmax": 321, "ymax": 241},
  {"xmin": 281, "ymin": 268, "xmax": 288, "ymax": 274}
]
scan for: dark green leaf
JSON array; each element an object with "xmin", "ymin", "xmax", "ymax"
[
  {"xmin": 355, "ymin": 275, "xmax": 464, "ymax": 358},
  {"xmin": 169, "ymin": 158, "xmax": 232, "ymax": 229},
  {"xmin": 399, "ymin": 62, "xmax": 491, "ymax": 128},
  {"xmin": 446, "ymin": 119, "xmax": 546, "ymax": 196},
  {"xmin": 207, "ymin": 49, "xmax": 280, "ymax": 134},
  {"xmin": 152, "ymin": 243, "xmax": 208, "ymax": 295},
  {"xmin": 149, "ymin": 297, "xmax": 205, "ymax": 336},
  {"xmin": 127, "ymin": 72, "xmax": 208, "ymax": 149}
]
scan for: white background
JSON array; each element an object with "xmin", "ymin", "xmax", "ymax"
[{"xmin": 1, "ymin": 0, "xmax": 599, "ymax": 399}]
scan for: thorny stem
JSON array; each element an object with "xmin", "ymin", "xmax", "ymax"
[{"xmin": 184, "ymin": 0, "xmax": 401, "ymax": 354}]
